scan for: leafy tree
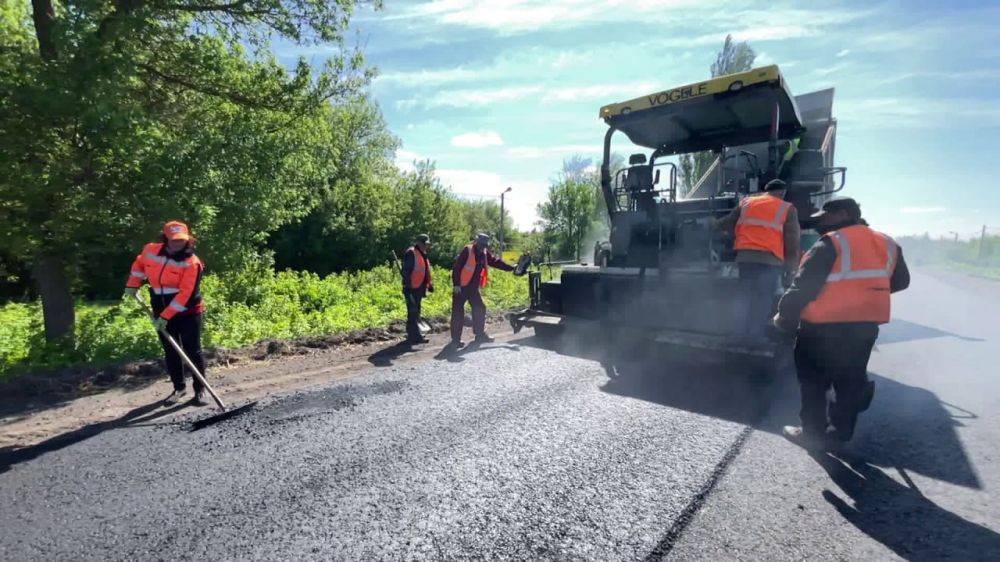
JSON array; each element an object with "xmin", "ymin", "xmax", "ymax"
[
  {"xmin": 679, "ymin": 34, "xmax": 756, "ymax": 197},
  {"xmin": 458, "ymin": 199, "xmax": 518, "ymax": 250},
  {"xmin": 537, "ymin": 159, "xmax": 601, "ymax": 261},
  {"xmin": 0, "ymin": 0, "xmax": 377, "ymax": 340}
]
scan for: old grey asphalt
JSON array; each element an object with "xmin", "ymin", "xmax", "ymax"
[{"xmin": 1, "ymin": 269, "xmax": 998, "ymax": 560}]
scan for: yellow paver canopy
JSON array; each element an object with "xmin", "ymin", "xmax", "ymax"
[{"xmin": 600, "ymin": 65, "xmax": 804, "ymax": 155}]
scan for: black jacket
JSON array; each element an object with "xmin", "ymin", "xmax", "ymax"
[{"xmin": 777, "ymin": 224, "xmax": 910, "ymax": 336}]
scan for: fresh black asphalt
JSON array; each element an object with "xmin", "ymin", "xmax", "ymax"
[{"xmin": 2, "ymin": 269, "xmax": 997, "ymax": 560}]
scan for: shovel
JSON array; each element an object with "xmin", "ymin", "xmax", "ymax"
[{"xmin": 133, "ymin": 293, "xmax": 256, "ymax": 430}]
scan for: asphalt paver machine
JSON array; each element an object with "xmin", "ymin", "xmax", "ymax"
[{"xmin": 510, "ymin": 65, "xmax": 845, "ymax": 368}]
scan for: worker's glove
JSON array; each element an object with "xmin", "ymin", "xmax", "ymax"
[
  {"xmin": 452, "ymin": 285, "xmax": 461, "ymax": 295},
  {"xmin": 428, "ymin": 284, "xmax": 435, "ymax": 293},
  {"xmin": 772, "ymin": 313, "xmax": 795, "ymax": 334},
  {"xmin": 782, "ymin": 270, "xmax": 796, "ymax": 289},
  {"xmin": 151, "ymin": 316, "xmax": 168, "ymax": 333},
  {"xmin": 123, "ymin": 287, "xmax": 138, "ymax": 300}
]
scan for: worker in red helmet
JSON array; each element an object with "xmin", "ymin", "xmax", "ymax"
[{"xmin": 124, "ymin": 221, "xmax": 208, "ymax": 406}]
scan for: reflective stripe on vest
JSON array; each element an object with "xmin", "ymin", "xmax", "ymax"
[
  {"xmin": 458, "ymin": 245, "xmax": 488, "ymax": 287},
  {"xmin": 801, "ymin": 225, "xmax": 896, "ymax": 324},
  {"xmin": 734, "ymin": 195, "xmax": 792, "ymax": 261}
]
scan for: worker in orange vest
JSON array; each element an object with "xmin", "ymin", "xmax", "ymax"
[
  {"xmin": 123, "ymin": 221, "xmax": 209, "ymax": 406},
  {"xmin": 715, "ymin": 179, "xmax": 801, "ymax": 342},
  {"xmin": 773, "ymin": 198, "xmax": 910, "ymax": 448},
  {"xmin": 450, "ymin": 233, "xmax": 516, "ymax": 348},
  {"xmin": 401, "ymin": 234, "xmax": 435, "ymax": 344}
]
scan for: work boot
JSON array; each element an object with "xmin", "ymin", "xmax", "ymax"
[
  {"xmin": 163, "ymin": 388, "xmax": 187, "ymax": 405},
  {"xmin": 451, "ymin": 340, "xmax": 466, "ymax": 349},
  {"xmin": 410, "ymin": 336, "xmax": 431, "ymax": 344},
  {"xmin": 782, "ymin": 425, "xmax": 829, "ymax": 451},
  {"xmin": 474, "ymin": 334, "xmax": 495, "ymax": 344},
  {"xmin": 191, "ymin": 389, "xmax": 209, "ymax": 407}
]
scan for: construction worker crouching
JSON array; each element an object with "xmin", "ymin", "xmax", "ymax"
[
  {"xmin": 450, "ymin": 233, "xmax": 517, "ymax": 348},
  {"xmin": 773, "ymin": 198, "xmax": 910, "ymax": 449},
  {"xmin": 401, "ymin": 234, "xmax": 434, "ymax": 344},
  {"xmin": 124, "ymin": 221, "xmax": 208, "ymax": 406},
  {"xmin": 714, "ymin": 179, "xmax": 800, "ymax": 343}
]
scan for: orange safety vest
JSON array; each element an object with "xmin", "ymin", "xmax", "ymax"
[
  {"xmin": 734, "ymin": 194, "xmax": 793, "ymax": 261},
  {"xmin": 801, "ymin": 224, "xmax": 898, "ymax": 324},
  {"xmin": 126, "ymin": 242, "xmax": 204, "ymax": 319},
  {"xmin": 407, "ymin": 247, "xmax": 432, "ymax": 289},
  {"xmin": 458, "ymin": 244, "xmax": 488, "ymax": 288}
]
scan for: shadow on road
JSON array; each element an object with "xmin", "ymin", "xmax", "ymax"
[
  {"xmin": 367, "ymin": 340, "xmax": 416, "ymax": 367},
  {"xmin": 433, "ymin": 340, "xmax": 522, "ymax": 363},
  {"xmin": 517, "ymin": 327, "xmax": 983, "ymax": 491},
  {"xmin": 877, "ymin": 318, "xmax": 985, "ymax": 345},
  {"xmin": 0, "ymin": 401, "xmax": 188, "ymax": 475},
  {"xmin": 812, "ymin": 452, "xmax": 1000, "ymax": 560}
]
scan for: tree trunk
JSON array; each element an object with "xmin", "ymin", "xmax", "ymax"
[
  {"xmin": 32, "ymin": 255, "xmax": 75, "ymax": 342},
  {"xmin": 31, "ymin": 0, "xmax": 57, "ymax": 60}
]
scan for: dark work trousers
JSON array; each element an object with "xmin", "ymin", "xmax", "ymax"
[
  {"xmin": 794, "ymin": 326, "xmax": 878, "ymax": 440},
  {"xmin": 403, "ymin": 288, "xmax": 425, "ymax": 341},
  {"xmin": 735, "ymin": 262, "xmax": 783, "ymax": 339},
  {"xmin": 451, "ymin": 285, "xmax": 486, "ymax": 342},
  {"xmin": 157, "ymin": 314, "xmax": 206, "ymax": 393}
]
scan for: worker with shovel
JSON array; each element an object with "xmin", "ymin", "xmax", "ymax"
[
  {"xmin": 773, "ymin": 198, "xmax": 910, "ymax": 449},
  {"xmin": 401, "ymin": 234, "xmax": 435, "ymax": 344},
  {"xmin": 450, "ymin": 233, "xmax": 518, "ymax": 348},
  {"xmin": 123, "ymin": 220, "xmax": 208, "ymax": 406}
]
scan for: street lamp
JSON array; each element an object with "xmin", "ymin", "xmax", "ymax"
[
  {"xmin": 499, "ymin": 187, "xmax": 512, "ymax": 251},
  {"xmin": 949, "ymin": 231, "xmax": 959, "ymax": 243}
]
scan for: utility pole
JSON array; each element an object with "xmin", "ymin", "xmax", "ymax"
[
  {"xmin": 979, "ymin": 225, "xmax": 988, "ymax": 261},
  {"xmin": 499, "ymin": 187, "xmax": 512, "ymax": 251}
]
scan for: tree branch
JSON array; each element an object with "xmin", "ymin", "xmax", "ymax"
[
  {"xmin": 138, "ymin": 63, "xmax": 282, "ymax": 110},
  {"xmin": 156, "ymin": 0, "xmax": 252, "ymax": 12}
]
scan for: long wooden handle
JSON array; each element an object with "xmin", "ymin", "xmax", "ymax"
[{"xmin": 133, "ymin": 293, "xmax": 227, "ymax": 410}]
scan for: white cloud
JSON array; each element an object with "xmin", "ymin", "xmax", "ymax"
[
  {"xmin": 435, "ymin": 168, "xmax": 549, "ymax": 228},
  {"xmin": 399, "ymin": 0, "xmax": 703, "ymax": 32},
  {"xmin": 395, "ymin": 149, "xmax": 423, "ymax": 172},
  {"xmin": 900, "ymin": 206, "xmax": 947, "ymax": 214},
  {"xmin": 505, "ymin": 144, "xmax": 600, "ymax": 159},
  {"xmin": 836, "ymin": 97, "xmax": 1000, "ymax": 129},
  {"xmin": 836, "ymin": 49, "xmax": 851, "ymax": 58},
  {"xmin": 400, "ymin": 80, "xmax": 658, "ymax": 110},
  {"xmin": 451, "ymin": 131, "xmax": 505, "ymax": 148}
]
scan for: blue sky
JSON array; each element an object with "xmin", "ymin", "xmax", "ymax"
[{"xmin": 281, "ymin": 0, "xmax": 999, "ymax": 237}]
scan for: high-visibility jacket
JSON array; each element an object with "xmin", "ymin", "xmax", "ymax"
[
  {"xmin": 801, "ymin": 225, "xmax": 897, "ymax": 324},
  {"xmin": 458, "ymin": 244, "xmax": 488, "ymax": 288},
  {"xmin": 734, "ymin": 194, "xmax": 793, "ymax": 261},
  {"xmin": 126, "ymin": 242, "xmax": 204, "ymax": 320},
  {"xmin": 406, "ymin": 247, "xmax": 432, "ymax": 290}
]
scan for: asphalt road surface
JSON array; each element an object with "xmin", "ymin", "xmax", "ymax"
[{"xmin": 2, "ymin": 269, "xmax": 998, "ymax": 560}]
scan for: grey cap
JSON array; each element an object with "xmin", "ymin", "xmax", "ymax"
[
  {"xmin": 811, "ymin": 197, "xmax": 861, "ymax": 221},
  {"xmin": 475, "ymin": 233, "xmax": 491, "ymax": 244},
  {"xmin": 415, "ymin": 233, "xmax": 430, "ymax": 244},
  {"xmin": 763, "ymin": 179, "xmax": 787, "ymax": 191}
]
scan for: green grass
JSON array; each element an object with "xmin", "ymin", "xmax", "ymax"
[{"xmin": 0, "ymin": 265, "xmax": 528, "ymax": 378}]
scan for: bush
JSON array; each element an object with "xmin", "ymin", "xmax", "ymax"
[{"xmin": 0, "ymin": 265, "xmax": 528, "ymax": 377}]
